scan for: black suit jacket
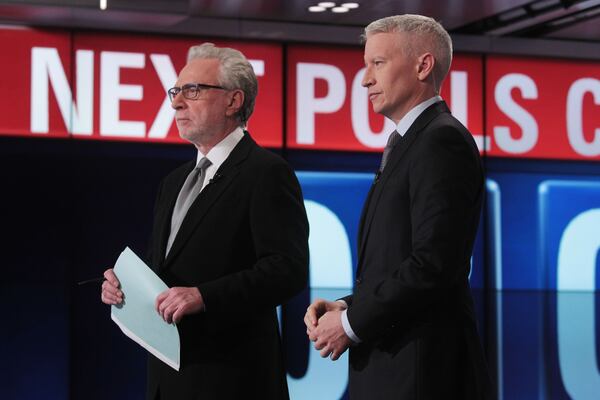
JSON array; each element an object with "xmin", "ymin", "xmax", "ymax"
[
  {"xmin": 145, "ymin": 133, "xmax": 308, "ymax": 400},
  {"xmin": 343, "ymin": 102, "xmax": 494, "ymax": 399}
]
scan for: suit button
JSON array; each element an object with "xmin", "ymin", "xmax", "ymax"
[{"xmin": 355, "ymin": 278, "xmax": 362, "ymax": 285}]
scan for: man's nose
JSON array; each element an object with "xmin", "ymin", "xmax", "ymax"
[
  {"xmin": 362, "ymin": 68, "xmax": 374, "ymax": 87},
  {"xmin": 171, "ymin": 91, "xmax": 185, "ymax": 109}
]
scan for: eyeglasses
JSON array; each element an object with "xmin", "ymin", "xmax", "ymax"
[{"xmin": 167, "ymin": 83, "xmax": 226, "ymax": 102}]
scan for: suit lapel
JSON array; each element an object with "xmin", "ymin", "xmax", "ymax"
[
  {"xmin": 161, "ymin": 134, "xmax": 254, "ymax": 268},
  {"xmin": 356, "ymin": 101, "xmax": 450, "ymax": 274},
  {"xmin": 357, "ymin": 178, "xmax": 378, "ymax": 250},
  {"xmin": 154, "ymin": 162, "xmax": 195, "ymax": 269}
]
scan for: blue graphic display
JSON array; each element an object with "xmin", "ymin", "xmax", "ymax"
[
  {"xmin": 539, "ymin": 181, "xmax": 600, "ymax": 291},
  {"xmin": 286, "ymin": 172, "xmax": 373, "ymax": 400},
  {"xmin": 287, "ymin": 169, "xmax": 600, "ymax": 400},
  {"xmin": 540, "ymin": 181, "xmax": 600, "ymax": 400}
]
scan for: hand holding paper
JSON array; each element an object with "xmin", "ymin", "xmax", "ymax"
[
  {"xmin": 100, "ymin": 269, "xmax": 122, "ymax": 305},
  {"xmin": 156, "ymin": 286, "xmax": 204, "ymax": 324}
]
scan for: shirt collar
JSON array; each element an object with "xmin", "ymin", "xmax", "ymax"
[
  {"xmin": 395, "ymin": 95, "xmax": 442, "ymax": 137},
  {"xmin": 196, "ymin": 126, "xmax": 245, "ymax": 169}
]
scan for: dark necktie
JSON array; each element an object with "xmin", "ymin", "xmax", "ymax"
[
  {"xmin": 166, "ymin": 157, "xmax": 212, "ymax": 256},
  {"xmin": 379, "ymin": 131, "xmax": 401, "ymax": 172}
]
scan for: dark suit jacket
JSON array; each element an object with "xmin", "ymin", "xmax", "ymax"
[
  {"xmin": 343, "ymin": 102, "xmax": 494, "ymax": 399},
  {"xmin": 145, "ymin": 133, "xmax": 309, "ymax": 400}
]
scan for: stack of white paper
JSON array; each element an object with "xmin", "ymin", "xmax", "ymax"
[{"xmin": 111, "ymin": 247, "xmax": 180, "ymax": 371}]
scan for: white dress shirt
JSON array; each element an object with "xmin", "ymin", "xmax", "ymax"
[{"xmin": 196, "ymin": 126, "xmax": 245, "ymax": 190}]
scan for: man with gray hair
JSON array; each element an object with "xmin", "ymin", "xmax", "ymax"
[
  {"xmin": 305, "ymin": 15, "xmax": 494, "ymax": 399},
  {"xmin": 102, "ymin": 43, "xmax": 309, "ymax": 400}
]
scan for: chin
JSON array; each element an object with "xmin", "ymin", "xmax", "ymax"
[
  {"xmin": 178, "ymin": 131, "xmax": 189, "ymax": 140},
  {"xmin": 179, "ymin": 133, "xmax": 197, "ymax": 145},
  {"xmin": 372, "ymin": 105, "xmax": 388, "ymax": 116}
]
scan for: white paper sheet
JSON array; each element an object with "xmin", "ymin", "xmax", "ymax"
[{"xmin": 111, "ymin": 247, "xmax": 180, "ymax": 371}]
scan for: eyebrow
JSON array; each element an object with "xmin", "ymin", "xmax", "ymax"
[{"xmin": 365, "ymin": 55, "xmax": 386, "ymax": 63}]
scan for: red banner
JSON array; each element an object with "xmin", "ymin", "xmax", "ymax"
[
  {"xmin": 2, "ymin": 27, "xmax": 599, "ymax": 160},
  {"xmin": 486, "ymin": 56, "xmax": 600, "ymax": 160},
  {"xmin": 0, "ymin": 28, "xmax": 283, "ymax": 147},
  {"xmin": 286, "ymin": 45, "xmax": 483, "ymax": 152},
  {"xmin": 0, "ymin": 28, "xmax": 72, "ymax": 138}
]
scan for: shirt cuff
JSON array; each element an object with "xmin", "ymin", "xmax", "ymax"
[{"xmin": 341, "ymin": 309, "xmax": 362, "ymax": 343}]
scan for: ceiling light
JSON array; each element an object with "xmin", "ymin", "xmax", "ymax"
[
  {"xmin": 309, "ymin": 2, "xmax": 359, "ymax": 14},
  {"xmin": 99, "ymin": 0, "xmax": 107, "ymax": 10},
  {"xmin": 332, "ymin": 6, "xmax": 349, "ymax": 13}
]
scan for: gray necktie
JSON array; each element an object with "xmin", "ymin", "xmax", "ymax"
[
  {"xmin": 379, "ymin": 131, "xmax": 402, "ymax": 172},
  {"xmin": 166, "ymin": 157, "xmax": 212, "ymax": 256}
]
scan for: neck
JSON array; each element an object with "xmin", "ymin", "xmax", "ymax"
[
  {"xmin": 195, "ymin": 121, "xmax": 240, "ymax": 155},
  {"xmin": 390, "ymin": 88, "xmax": 437, "ymax": 124}
]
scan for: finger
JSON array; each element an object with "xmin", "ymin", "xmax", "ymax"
[
  {"xmin": 102, "ymin": 284, "xmax": 123, "ymax": 302},
  {"xmin": 101, "ymin": 292, "xmax": 114, "ymax": 304},
  {"xmin": 158, "ymin": 296, "xmax": 172, "ymax": 318},
  {"xmin": 165, "ymin": 301, "xmax": 181, "ymax": 324},
  {"xmin": 306, "ymin": 324, "xmax": 315, "ymax": 335},
  {"xmin": 101, "ymin": 288, "xmax": 118, "ymax": 303},
  {"xmin": 319, "ymin": 347, "xmax": 331, "ymax": 358},
  {"xmin": 311, "ymin": 298, "xmax": 325, "ymax": 311},
  {"xmin": 304, "ymin": 312, "xmax": 316, "ymax": 328},
  {"xmin": 163, "ymin": 305, "xmax": 173, "ymax": 323},
  {"xmin": 312, "ymin": 298, "xmax": 325, "ymax": 306},
  {"xmin": 305, "ymin": 307, "xmax": 318, "ymax": 326},
  {"xmin": 103, "ymin": 269, "xmax": 120, "ymax": 287},
  {"xmin": 101, "ymin": 289, "xmax": 122, "ymax": 304},
  {"xmin": 155, "ymin": 290, "xmax": 170, "ymax": 312},
  {"xmin": 331, "ymin": 351, "xmax": 340, "ymax": 361},
  {"xmin": 172, "ymin": 307, "xmax": 184, "ymax": 324},
  {"xmin": 101, "ymin": 292, "xmax": 113, "ymax": 305},
  {"xmin": 156, "ymin": 290, "xmax": 170, "ymax": 303},
  {"xmin": 161, "ymin": 295, "xmax": 181, "ymax": 322},
  {"xmin": 314, "ymin": 339, "xmax": 325, "ymax": 351},
  {"xmin": 101, "ymin": 279, "xmax": 119, "ymax": 293},
  {"xmin": 317, "ymin": 312, "xmax": 327, "ymax": 324}
]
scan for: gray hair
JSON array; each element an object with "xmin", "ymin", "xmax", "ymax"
[
  {"xmin": 364, "ymin": 14, "xmax": 453, "ymax": 92},
  {"xmin": 187, "ymin": 43, "xmax": 258, "ymax": 126}
]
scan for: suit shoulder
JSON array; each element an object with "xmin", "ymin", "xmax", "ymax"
[
  {"xmin": 249, "ymin": 144, "xmax": 292, "ymax": 169},
  {"xmin": 428, "ymin": 111, "xmax": 469, "ymax": 135},
  {"xmin": 422, "ymin": 112, "xmax": 479, "ymax": 151},
  {"xmin": 244, "ymin": 145, "xmax": 299, "ymax": 191}
]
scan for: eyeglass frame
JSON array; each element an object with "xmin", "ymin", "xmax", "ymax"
[{"xmin": 167, "ymin": 83, "xmax": 227, "ymax": 102}]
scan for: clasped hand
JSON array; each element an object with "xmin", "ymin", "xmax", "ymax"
[{"xmin": 303, "ymin": 299, "xmax": 352, "ymax": 361}]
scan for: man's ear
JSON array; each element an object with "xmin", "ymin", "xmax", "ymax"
[
  {"xmin": 226, "ymin": 90, "xmax": 244, "ymax": 117},
  {"xmin": 416, "ymin": 52, "xmax": 435, "ymax": 81}
]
